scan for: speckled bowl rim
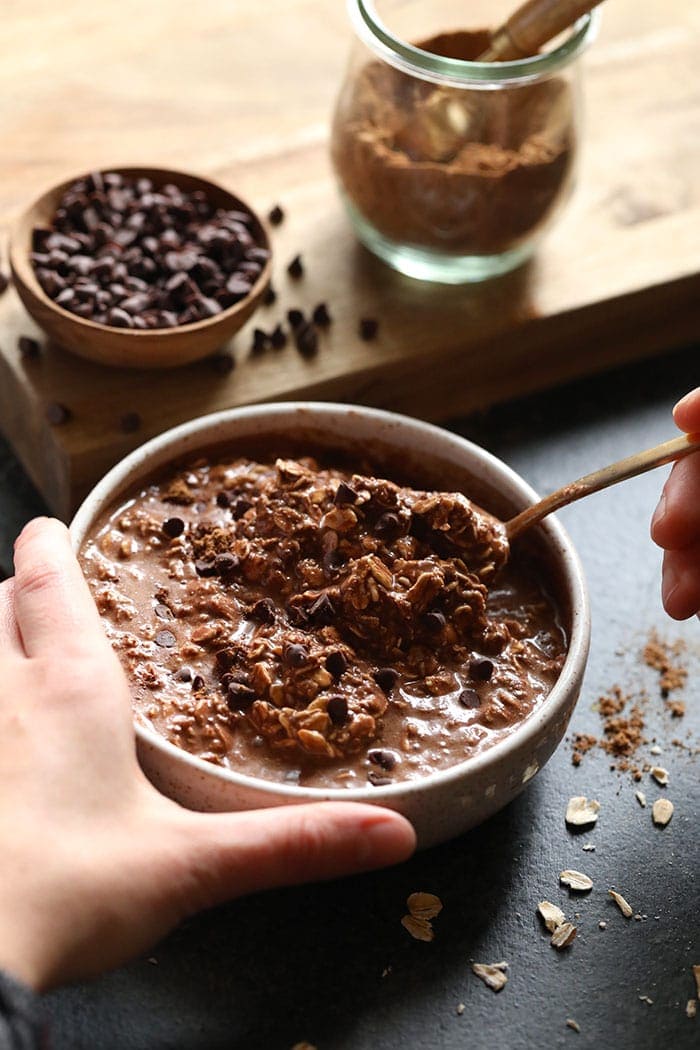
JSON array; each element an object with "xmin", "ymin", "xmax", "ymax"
[{"xmin": 71, "ymin": 402, "xmax": 590, "ymax": 803}]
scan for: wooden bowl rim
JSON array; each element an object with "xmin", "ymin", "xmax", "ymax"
[{"xmin": 8, "ymin": 165, "xmax": 272, "ymax": 343}]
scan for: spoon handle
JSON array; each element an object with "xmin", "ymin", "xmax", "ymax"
[
  {"xmin": 480, "ymin": 0, "xmax": 604, "ymax": 61},
  {"xmin": 505, "ymin": 432, "xmax": 700, "ymax": 541}
]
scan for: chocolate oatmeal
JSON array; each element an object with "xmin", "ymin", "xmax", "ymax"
[{"xmin": 80, "ymin": 454, "xmax": 567, "ymax": 788}]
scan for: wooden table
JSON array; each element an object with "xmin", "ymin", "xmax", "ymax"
[{"xmin": 1, "ymin": 0, "xmax": 699, "ymax": 517}]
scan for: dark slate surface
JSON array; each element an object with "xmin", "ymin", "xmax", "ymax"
[{"xmin": 0, "ymin": 346, "xmax": 698, "ymax": 1049}]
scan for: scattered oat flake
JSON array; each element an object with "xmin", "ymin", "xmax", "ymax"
[
  {"xmin": 381, "ymin": 966, "xmax": 391, "ymax": 978},
  {"xmin": 566, "ymin": 796, "xmax": 601, "ymax": 827},
  {"xmin": 551, "ymin": 922, "xmax": 577, "ymax": 949},
  {"xmin": 650, "ymin": 745, "xmax": 662, "ymax": 755},
  {"xmin": 687, "ymin": 999, "xmax": 697, "ymax": 1019},
  {"xmin": 407, "ymin": 892, "xmax": 443, "ymax": 920},
  {"xmin": 652, "ymin": 798, "xmax": 674, "ymax": 826},
  {"xmin": 651, "ymin": 766, "xmax": 669, "ymax": 786},
  {"xmin": 566, "ymin": 1019, "xmax": 581, "ymax": 1033},
  {"xmin": 608, "ymin": 889, "xmax": 633, "ymax": 918},
  {"xmin": 472, "ymin": 961, "xmax": 509, "ymax": 992},
  {"xmin": 560, "ymin": 870, "xmax": 593, "ymax": 892},
  {"xmin": 456, "ymin": 1003, "xmax": 465, "ymax": 1016},
  {"xmin": 693, "ymin": 965, "xmax": 700, "ymax": 998},
  {"xmin": 401, "ymin": 914, "xmax": 434, "ymax": 942},
  {"xmin": 147, "ymin": 957, "xmax": 158, "ymax": 965},
  {"xmin": 582, "ymin": 843, "xmax": 596, "ymax": 852},
  {"xmin": 599, "ymin": 920, "xmax": 607, "ymax": 930},
  {"xmin": 639, "ymin": 995, "xmax": 653, "ymax": 1005},
  {"xmin": 538, "ymin": 900, "xmax": 566, "ymax": 932},
  {"xmin": 635, "ymin": 791, "xmax": 647, "ymax": 808}
]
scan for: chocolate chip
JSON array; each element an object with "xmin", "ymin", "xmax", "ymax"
[
  {"xmin": 119, "ymin": 411, "xmax": 142, "ymax": 434},
  {"xmin": 216, "ymin": 491, "xmax": 231, "ymax": 508},
  {"xmin": 250, "ymin": 597, "xmax": 276, "ymax": 624},
  {"xmin": 367, "ymin": 771, "xmax": 393, "ymax": 787},
  {"xmin": 211, "ymin": 352, "xmax": 235, "ymax": 376},
  {"xmin": 423, "ymin": 611, "xmax": 446, "ymax": 633},
  {"xmin": 262, "ymin": 284, "xmax": 277, "ymax": 306},
  {"xmin": 268, "ymin": 204, "xmax": 285, "ymax": 226},
  {"xmin": 469, "ymin": 657, "xmax": 494, "ymax": 682},
  {"xmin": 230, "ymin": 496, "xmax": 253, "ymax": 519},
  {"xmin": 108, "ymin": 306, "xmax": 134, "ymax": 328},
  {"xmin": 374, "ymin": 667, "xmax": 399, "ymax": 694},
  {"xmin": 194, "ymin": 558, "xmax": 217, "ymax": 577},
  {"xmin": 251, "ymin": 327, "xmax": 269, "ymax": 353},
  {"xmin": 309, "ymin": 593, "xmax": 335, "ymax": 624},
  {"xmin": 334, "ymin": 481, "xmax": 359, "ymax": 506},
  {"xmin": 154, "ymin": 603, "xmax": 173, "ymax": 620},
  {"xmin": 327, "ymin": 695, "xmax": 348, "ymax": 726},
  {"xmin": 46, "ymin": 402, "xmax": 71, "ymax": 426},
  {"xmin": 18, "ymin": 336, "xmax": 41, "ymax": 360},
  {"xmin": 214, "ymin": 552, "xmax": 238, "ymax": 577},
  {"xmin": 374, "ymin": 512, "xmax": 404, "ymax": 541},
  {"xmin": 270, "ymin": 323, "xmax": 287, "ymax": 349},
  {"xmin": 294, "ymin": 321, "xmax": 318, "ymax": 357},
  {"xmin": 155, "ymin": 630, "xmax": 176, "ymax": 648},
  {"xmin": 368, "ymin": 748, "xmax": 398, "ymax": 771},
  {"xmin": 177, "ymin": 666, "xmax": 192, "ymax": 682},
  {"xmin": 226, "ymin": 682, "xmax": 256, "ymax": 710},
  {"xmin": 162, "ymin": 517, "xmax": 185, "ymax": 538},
  {"xmin": 215, "ymin": 648, "xmax": 235, "ymax": 670},
  {"xmin": 312, "ymin": 302, "xmax": 332, "ymax": 327},
  {"xmin": 359, "ymin": 317, "xmax": 379, "ymax": 341},
  {"xmin": 286, "ymin": 254, "xmax": 304, "ymax": 279},
  {"xmin": 287, "ymin": 308, "xmax": 304, "ymax": 330},
  {"xmin": 284, "ymin": 643, "xmax": 308, "ymax": 668},
  {"xmin": 458, "ymin": 687, "xmax": 481, "ymax": 709},
  {"xmin": 191, "ymin": 674, "xmax": 205, "ymax": 691},
  {"xmin": 325, "ymin": 650, "xmax": 348, "ymax": 679},
  {"xmin": 286, "ymin": 604, "xmax": 308, "ymax": 627},
  {"xmin": 0, "ymin": 272, "xmax": 9, "ymax": 295}
]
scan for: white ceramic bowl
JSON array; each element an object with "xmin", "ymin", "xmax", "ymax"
[{"xmin": 71, "ymin": 403, "xmax": 590, "ymax": 848}]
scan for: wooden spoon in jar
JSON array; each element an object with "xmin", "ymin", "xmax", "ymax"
[
  {"xmin": 505, "ymin": 432, "xmax": 700, "ymax": 541},
  {"xmin": 479, "ymin": 0, "xmax": 606, "ymax": 62}
]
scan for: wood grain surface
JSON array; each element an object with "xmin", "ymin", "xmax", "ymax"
[{"xmin": 0, "ymin": 0, "xmax": 698, "ymax": 517}]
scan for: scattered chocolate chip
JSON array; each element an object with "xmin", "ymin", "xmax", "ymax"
[
  {"xmin": 177, "ymin": 667, "xmax": 193, "ymax": 682},
  {"xmin": 327, "ymin": 695, "xmax": 349, "ymax": 726},
  {"xmin": 268, "ymin": 204, "xmax": 285, "ymax": 226},
  {"xmin": 270, "ymin": 323, "xmax": 287, "ymax": 349},
  {"xmin": 309, "ymin": 593, "xmax": 335, "ymax": 624},
  {"xmin": 0, "ymin": 272, "xmax": 9, "ymax": 295},
  {"xmin": 469, "ymin": 657, "xmax": 494, "ymax": 682},
  {"xmin": 191, "ymin": 674, "xmax": 205, "ymax": 691},
  {"xmin": 155, "ymin": 630, "xmax": 177, "ymax": 648},
  {"xmin": 214, "ymin": 552, "xmax": 238, "ymax": 577},
  {"xmin": 287, "ymin": 254, "xmax": 304, "ymax": 279},
  {"xmin": 325, "ymin": 650, "xmax": 348, "ymax": 679},
  {"xmin": 312, "ymin": 302, "xmax": 332, "ymax": 327},
  {"xmin": 226, "ymin": 682, "xmax": 257, "ymax": 710},
  {"xmin": 250, "ymin": 597, "xmax": 276, "ymax": 624},
  {"xmin": 162, "ymin": 517, "xmax": 185, "ymax": 538},
  {"xmin": 45, "ymin": 401, "xmax": 71, "ymax": 426},
  {"xmin": 119, "ymin": 411, "xmax": 142, "ymax": 434},
  {"xmin": 334, "ymin": 481, "xmax": 359, "ymax": 506},
  {"xmin": 154, "ymin": 603, "xmax": 174, "ymax": 620},
  {"xmin": 251, "ymin": 327, "xmax": 269, "ymax": 353},
  {"xmin": 359, "ymin": 317, "xmax": 379, "ymax": 341},
  {"xmin": 458, "ymin": 687, "xmax": 481, "ymax": 709},
  {"xmin": 294, "ymin": 321, "xmax": 318, "ymax": 357},
  {"xmin": 18, "ymin": 336, "xmax": 41, "ymax": 359},
  {"xmin": 194, "ymin": 558, "xmax": 217, "ymax": 577},
  {"xmin": 284, "ymin": 643, "xmax": 308, "ymax": 668},
  {"xmin": 262, "ymin": 284, "xmax": 277, "ymax": 306},
  {"xmin": 374, "ymin": 667, "xmax": 399, "ymax": 694},
  {"xmin": 374, "ymin": 512, "xmax": 404, "ymax": 541},
  {"xmin": 367, "ymin": 771, "xmax": 393, "ymax": 787},
  {"xmin": 211, "ymin": 352, "xmax": 235, "ymax": 376},
  {"xmin": 368, "ymin": 748, "xmax": 398, "ymax": 771},
  {"xmin": 287, "ymin": 308, "xmax": 304, "ymax": 330},
  {"xmin": 423, "ymin": 611, "xmax": 446, "ymax": 633}
]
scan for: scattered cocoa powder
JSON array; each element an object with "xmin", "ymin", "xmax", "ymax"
[{"xmin": 643, "ymin": 630, "xmax": 688, "ymax": 700}]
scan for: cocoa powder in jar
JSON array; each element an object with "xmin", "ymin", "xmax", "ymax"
[{"xmin": 331, "ymin": 30, "xmax": 576, "ymax": 256}]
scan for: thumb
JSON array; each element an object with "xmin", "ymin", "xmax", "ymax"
[{"xmin": 171, "ymin": 801, "xmax": 416, "ymax": 912}]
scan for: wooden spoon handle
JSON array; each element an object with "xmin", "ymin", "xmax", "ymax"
[
  {"xmin": 505, "ymin": 432, "xmax": 700, "ymax": 541},
  {"xmin": 481, "ymin": 0, "xmax": 604, "ymax": 61}
]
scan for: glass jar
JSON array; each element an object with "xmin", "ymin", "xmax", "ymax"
[{"xmin": 331, "ymin": 0, "xmax": 600, "ymax": 283}]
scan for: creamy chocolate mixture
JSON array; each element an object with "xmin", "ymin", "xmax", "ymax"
[{"xmin": 80, "ymin": 454, "xmax": 567, "ymax": 788}]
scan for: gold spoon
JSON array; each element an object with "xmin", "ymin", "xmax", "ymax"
[{"xmin": 505, "ymin": 432, "xmax": 700, "ymax": 541}]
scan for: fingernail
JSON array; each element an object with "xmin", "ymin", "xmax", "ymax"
[
  {"xmin": 650, "ymin": 493, "xmax": 667, "ymax": 534},
  {"xmin": 358, "ymin": 815, "xmax": 415, "ymax": 865}
]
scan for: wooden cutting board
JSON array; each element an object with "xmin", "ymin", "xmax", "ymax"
[{"xmin": 1, "ymin": 0, "xmax": 698, "ymax": 518}]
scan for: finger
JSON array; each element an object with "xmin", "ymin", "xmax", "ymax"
[
  {"xmin": 174, "ymin": 802, "xmax": 416, "ymax": 911},
  {"xmin": 0, "ymin": 579, "xmax": 24, "ymax": 654},
  {"xmin": 650, "ymin": 453, "xmax": 700, "ymax": 550},
  {"xmin": 661, "ymin": 541, "xmax": 700, "ymax": 620},
  {"xmin": 672, "ymin": 387, "xmax": 700, "ymax": 433},
  {"xmin": 13, "ymin": 517, "xmax": 106, "ymax": 658}
]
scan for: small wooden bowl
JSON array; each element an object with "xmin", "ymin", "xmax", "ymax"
[{"xmin": 9, "ymin": 167, "xmax": 272, "ymax": 370}]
